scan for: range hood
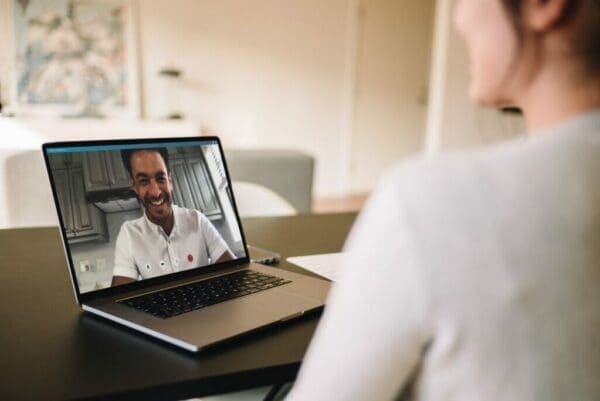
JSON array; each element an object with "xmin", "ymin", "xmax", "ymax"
[{"xmin": 94, "ymin": 198, "xmax": 140, "ymax": 213}]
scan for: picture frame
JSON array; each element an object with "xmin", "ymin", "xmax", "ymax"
[{"xmin": 5, "ymin": 0, "xmax": 140, "ymax": 119}]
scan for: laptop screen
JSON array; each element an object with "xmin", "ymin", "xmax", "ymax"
[{"xmin": 44, "ymin": 138, "xmax": 247, "ymax": 295}]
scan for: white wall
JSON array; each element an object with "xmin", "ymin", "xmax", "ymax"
[
  {"xmin": 138, "ymin": 0, "xmax": 439, "ymax": 196},
  {"xmin": 1, "ymin": 0, "xmax": 439, "ymax": 199},
  {"xmin": 350, "ymin": 0, "xmax": 434, "ymax": 192},
  {"xmin": 138, "ymin": 0, "xmax": 352, "ymax": 196},
  {"xmin": 0, "ymin": 0, "xmax": 12, "ymax": 109},
  {"xmin": 425, "ymin": 0, "xmax": 525, "ymax": 155}
]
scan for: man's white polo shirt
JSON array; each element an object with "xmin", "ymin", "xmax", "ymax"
[{"xmin": 113, "ymin": 205, "xmax": 232, "ymax": 280}]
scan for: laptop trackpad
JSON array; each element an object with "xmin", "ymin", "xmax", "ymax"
[{"xmin": 156, "ymin": 289, "xmax": 319, "ymax": 347}]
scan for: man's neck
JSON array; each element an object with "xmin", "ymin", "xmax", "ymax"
[
  {"xmin": 161, "ymin": 215, "xmax": 175, "ymax": 237},
  {"xmin": 147, "ymin": 210, "xmax": 175, "ymax": 236}
]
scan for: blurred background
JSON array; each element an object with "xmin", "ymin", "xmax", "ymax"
[{"xmin": 0, "ymin": 0, "xmax": 525, "ymax": 228}]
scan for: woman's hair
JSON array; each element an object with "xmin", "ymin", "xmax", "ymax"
[
  {"xmin": 500, "ymin": 0, "xmax": 600, "ymax": 72},
  {"xmin": 500, "ymin": 0, "xmax": 523, "ymax": 36}
]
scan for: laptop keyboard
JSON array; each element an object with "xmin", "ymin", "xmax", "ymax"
[{"xmin": 118, "ymin": 270, "xmax": 292, "ymax": 319}]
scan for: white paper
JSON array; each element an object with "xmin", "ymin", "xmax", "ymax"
[{"xmin": 286, "ymin": 252, "xmax": 346, "ymax": 281}]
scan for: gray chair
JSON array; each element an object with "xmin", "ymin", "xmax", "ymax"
[
  {"xmin": 224, "ymin": 149, "xmax": 314, "ymax": 214},
  {"xmin": 232, "ymin": 181, "xmax": 297, "ymax": 217}
]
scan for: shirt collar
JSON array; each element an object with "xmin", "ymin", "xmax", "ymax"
[{"xmin": 142, "ymin": 204, "xmax": 179, "ymax": 238}]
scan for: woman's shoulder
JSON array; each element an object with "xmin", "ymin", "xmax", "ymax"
[{"xmin": 374, "ymin": 137, "xmax": 539, "ymax": 210}]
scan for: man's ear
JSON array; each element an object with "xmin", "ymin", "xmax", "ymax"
[{"xmin": 524, "ymin": 0, "xmax": 572, "ymax": 31}]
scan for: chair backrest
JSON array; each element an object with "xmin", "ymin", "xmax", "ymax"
[
  {"xmin": 232, "ymin": 181, "xmax": 298, "ymax": 217},
  {"xmin": 225, "ymin": 149, "xmax": 314, "ymax": 213},
  {"xmin": 2, "ymin": 149, "xmax": 58, "ymax": 228}
]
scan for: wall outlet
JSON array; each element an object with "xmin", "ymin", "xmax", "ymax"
[{"xmin": 96, "ymin": 258, "xmax": 107, "ymax": 271}]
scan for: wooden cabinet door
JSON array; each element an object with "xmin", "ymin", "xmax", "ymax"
[
  {"xmin": 52, "ymin": 169, "xmax": 75, "ymax": 237},
  {"xmin": 82, "ymin": 151, "xmax": 131, "ymax": 191},
  {"xmin": 82, "ymin": 152, "xmax": 112, "ymax": 191},
  {"xmin": 106, "ymin": 151, "xmax": 131, "ymax": 187},
  {"xmin": 170, "ymin": 158, "xmax": 200, "ymax": 211},
  {"xmin": 70, "ymin": 168, "xmax": 108, "ymax": 243},
  {"xmin": 168, "ymin": 153, "xmax": 222, "ymax": 218},
  {"xmin": 50, "ymin": 164, "xmax": 108, "ymax": 243},
  {"xmin": 71, "ymin": 168, "xmax": 96, "ymax": 234},
  {"xmin": 185, "ymin": 156, "xmax": 221, "ymax": 217}
]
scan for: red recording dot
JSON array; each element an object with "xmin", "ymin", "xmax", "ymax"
[{"xmin": 187, "ymin": 254, "xmax": 193, "ymax": 262}]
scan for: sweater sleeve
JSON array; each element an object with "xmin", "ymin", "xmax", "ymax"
[{"xmin": 286, "ymin": 167, "xmax": 432, "ymax": 401}]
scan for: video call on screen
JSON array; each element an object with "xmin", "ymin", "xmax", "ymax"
[{"xmin": 46, "ymin": 141, "xmax": 246, "ymax": 294}]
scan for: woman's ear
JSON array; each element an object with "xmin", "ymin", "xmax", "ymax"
[{"xmin": 523, "ymin": 0, "xmax": 571, "ymax": 31}]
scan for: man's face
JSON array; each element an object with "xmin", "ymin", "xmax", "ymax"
[{"xmin": 129, "ymin": 150, "xmax": 174, "ymax": 226}]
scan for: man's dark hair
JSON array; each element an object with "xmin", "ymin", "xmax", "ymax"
[{"xmin": 120, "ymin": 148, "xmax": 170, "ymax": 178}]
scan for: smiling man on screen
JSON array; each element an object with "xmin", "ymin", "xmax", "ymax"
[{"xmin": 111, "ymin": 148, "xmax": 233, "ymax": 287}]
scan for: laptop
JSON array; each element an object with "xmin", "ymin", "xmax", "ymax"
[{"xmin": 42, "ymin": 136, "xmax": 330, "ymax": 352}]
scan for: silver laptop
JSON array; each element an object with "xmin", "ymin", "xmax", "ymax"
[{"xmin": 42, "ymin": 137, "xmax": 330, "ymax": 352}]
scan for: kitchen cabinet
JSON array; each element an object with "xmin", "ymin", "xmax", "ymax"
[
  {"xmin": 169, "ymin": 149, "xmax": 222, "ymax": 219},
  {"xmin": 82, "ymin": 151, "xmax": 131, "ymax": 192},
  {"xmin": 52, "ymin": 166, "xmax": 108, "ymax": 243},
  {"xmin": 47, "ymin": 153, "xmax": 81, "ymax": 170}
]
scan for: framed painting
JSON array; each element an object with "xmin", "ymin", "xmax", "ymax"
[{"xmin": 7, "ymin": 0, "xmax": 140, "ymax": 118}]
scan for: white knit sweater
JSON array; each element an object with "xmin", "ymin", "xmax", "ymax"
[{"xmin": 286, "ymin": 111, "xmax": 600, "ymax": 401}]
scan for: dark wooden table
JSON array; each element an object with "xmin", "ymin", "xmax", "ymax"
[{"xmin": 0, "ymin": 213, "xmax": 356, "ymax": 401}]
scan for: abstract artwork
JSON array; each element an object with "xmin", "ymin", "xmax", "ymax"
[{"xmin": 12, "ymin": 0, "xmax": 138, "ymax": 118}]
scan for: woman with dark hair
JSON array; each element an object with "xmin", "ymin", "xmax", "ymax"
[{"xmin": 286, "ymin": 0, "xmax": 600, "ymax": 400}]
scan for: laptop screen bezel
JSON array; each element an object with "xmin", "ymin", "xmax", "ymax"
[{"xmin": 42, "ymin": 136, "xmax": 251, "ymax": 305}]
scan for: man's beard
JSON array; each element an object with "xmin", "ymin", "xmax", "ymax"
[{"xmin": 141, "ymin": 191, "xmax": 173, "ymax": 223}]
